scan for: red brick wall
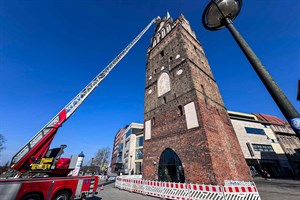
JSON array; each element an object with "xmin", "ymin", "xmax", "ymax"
[{"xmin": 142, "ymin": 15, "xmax": 252, "ymax": 185}]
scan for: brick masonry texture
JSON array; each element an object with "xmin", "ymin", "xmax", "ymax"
[{"xmin": 142, "ymin": 15, "xmax": 252, "ymax": 185}]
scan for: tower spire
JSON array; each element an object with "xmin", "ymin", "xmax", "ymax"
[{"xmin": 166, "ymin": 10, "xmax": 171, "ymax": 19}]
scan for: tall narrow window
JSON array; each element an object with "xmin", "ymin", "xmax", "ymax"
[
  {"xmin": 163, "ymin": 96, "xmax": 167, "ymax": 104},
  {"xmin": 178, "ymin": 105, "xmax": 183, "ymax": 116},
  {"xmin": 166, "ymin": 24, "xmax": 171, "ymax": 32},
  {"xmin": 157, "ymin": 33, "xmax": 161, "ymax": 43},
  {"xmin": 152, "ymin": 117, "xmax": 155, "ymax": 126},
  {"xmin": 153, "ymin": 38, "xmax": 157, "ymax": 47},
  {"xmin": 161, "ymin": 28, "xmax": 166, "ymax": 37},
  {"xmin": 201, "ymin": 84, "xmax": 208, "ymax": 104}
]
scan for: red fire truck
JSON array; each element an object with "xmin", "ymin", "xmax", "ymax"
[
  {"xmin": 0, "ymin": 176, "xmax": 98, "ymax": 200},
  {"xmin": 0, "ymin": 17, "xmax": 158, "ymax": 200}
]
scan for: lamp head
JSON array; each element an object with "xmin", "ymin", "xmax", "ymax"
[{"xmin": 202, "ymin": 0, "xmax": 242, "ymax": 31}]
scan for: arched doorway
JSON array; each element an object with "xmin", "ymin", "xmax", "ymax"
[{"xmin": 158, "ymin": 148, "xmax": 185, "ymax": 183}]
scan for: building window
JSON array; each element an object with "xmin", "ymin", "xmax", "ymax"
[
  {"xmin": 166, "ymin": 24, "xmax": 171, "ymax": 32},
  {"xmin": 178, "ymin": 105, "xmax": 183, "ymax": 116},
  {"xmin": 158, "ymin": 148, "xmax": 185, "ymax": 183},
  {"xmin": 125, "ymin": 128, "xmax": 132, "ymax": 138},
  {"xmin": 161, "ymin": 28, "xmax": 166, "ymax": 37},
  {"xmin": 136, "ymin": 136, "xmax": 144, "ymax": 147},
  {"xmin": 160, "ymin": 51, "xmax": 164, "ymax": 57},
  {"xmin": 118, "ymin": 143, "xmax": 123, "ymax": 153},
  {"xmin": 252, "ymin": 144, "xmax": 274, "ymax": 152},
  {"xmin": 157, "ymin": 33, "xmax": 161, "ymax": 42},
  {"xmin": 153, "ymin": 38, "xmax": 156, "ymax": 47},
  {"xmin": 135, "ymin": 149, "xmax": 143, "ymax": 160},
  {"xmin": 135, "ymin": 162, "xmax": 142, "ymax": 175},
  {"xmin": 245, "ymin": 127, "xmax": 266, "ymax": 135}
]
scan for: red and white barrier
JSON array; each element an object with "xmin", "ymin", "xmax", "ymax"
[
  {"xmin": 115, "ymin": 176, "xmax": 261, "ymax": 200},
  {"xmin": 223, "ymin": 185, "xmax": 260, "ymax": 200},
  {"xmin": 188, "ymin": 184, "xmax": 224, "ymax": 200}
]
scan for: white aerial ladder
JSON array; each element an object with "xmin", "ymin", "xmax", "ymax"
[{"xmin": 11, "ymin": 16, "xmax": 160, "ymax": 173}]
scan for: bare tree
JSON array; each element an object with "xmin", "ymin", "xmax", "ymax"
[
  {"xmin": 91, "ymin": 147, "xmax": 111, "ymax": 171},
  {"xmin": 0, "ymin": 134, "xmax": 6, "ymax": 156}
]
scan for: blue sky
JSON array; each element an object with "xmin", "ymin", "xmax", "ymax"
[{"xmin": 0, "ymin": 0, "xmax": 299, "ymax": 166}]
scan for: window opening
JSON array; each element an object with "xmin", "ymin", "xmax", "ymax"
[
  {"xmin": 158, "ymin": 148, "xmax": 185, "ymax": 183},
  {"xmin": 178, "ymin": 105, "xmax": 183, "ymax": 116}
]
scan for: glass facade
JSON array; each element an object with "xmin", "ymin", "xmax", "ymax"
[
  {"xmin": 252, "ymin": 144, "xmax": 274, "ymax": 152},
  {"xmin": 245, "ymin": 127, "xmax": 266, "ymax": 135},
  {"xmin": 135, "ymin": 149, "xmax": 143, "ymax": 160},
  {"xmin": 136, "ymin": 136, "xmax": 144, "ymax": 147},
  {"xmin": 125, "ymin": 128, "xmax": 132, "ymax": 138},
  {"xmin": 135, "ymin": 162, "xmax": 142, "ymax": 174}
]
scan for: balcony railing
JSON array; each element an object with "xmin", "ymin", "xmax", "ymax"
[{"xmin": 270, "ymin": 125, "xmax": 294, "ymax": 134}]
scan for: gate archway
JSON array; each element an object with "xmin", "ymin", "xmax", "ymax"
[{"xmin": 158, "ymin": 148, "xmax": 185, "ymax": 183}]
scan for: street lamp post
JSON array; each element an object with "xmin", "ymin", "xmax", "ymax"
[
  {"xmin": 129, "ymin": 155, "xmax": 133, "ymax": 175},
  {"xmin": 202, "ymin": 0, "xmax": 300, "ymax": 137}
]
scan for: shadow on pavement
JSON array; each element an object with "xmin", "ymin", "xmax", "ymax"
[
  {"xmin": 88, "ymin": 197, "xmax": 102, "ymax": 200},
  {"xmin": 98, "ymin": 180, "xmax": 115, "ymax": 186}
]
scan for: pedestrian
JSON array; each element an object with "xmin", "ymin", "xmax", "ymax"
[{"xmin": 262, "ymin": 168, "xmax": 271, "ymax": 180}]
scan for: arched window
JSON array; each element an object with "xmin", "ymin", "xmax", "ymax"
[
  {"xmin": 158, "ymin": 148, "xmax": 185, "ymax": 183},
  {"xmin": 157, "ymin": 33, "xmax": 161, "ymax": 43},
  {"xmin": 161, "ymin": 28, "xmax": 166, "ymax": 38},
  {"xmin": 166, "ymin": 24, "xmax": 171, "ymax": 32},
  {"xmin": 153, "ymin": 38, "xmax": 157, "ymax": 47}
]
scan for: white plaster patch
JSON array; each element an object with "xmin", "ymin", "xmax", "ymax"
[
  {"xmin": 148, "ymin": 89, "xmax": 152, "ymax": 94},
  {"xmin": 184, "ymin": 102, "xmax": 199, "ymax": 129},
  {"xmin": 175, "ymin": 54, "xmax": 180, "ymax": 59},
  {"xmin": 161, "ymin": 66, "xmax": 165, "ymax": 70},
  {"xmin": 145, "ymin": 120, "xmax": 151, "ymax": 140},
  {"xmin": 149, "ymin": 76, "xmax": 152, "ymax": 80},
  {"xmin": 176, "ymin": 69, "xmax": 183, "ymax": 75},
  {"xmin": 157, "ymin": 72, "xmax": 171, "ymax": 97}
]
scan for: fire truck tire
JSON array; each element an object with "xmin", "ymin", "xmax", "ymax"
[
  {"xmin": 52, "ymin": 190, "xmax": 71, "ymax": 200},
  {"xmin": 21, "ymin": 193, "xmax": 41, "ymax": 200}
]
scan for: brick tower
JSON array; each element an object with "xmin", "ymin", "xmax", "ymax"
[{"xmin": 142, "ymin": 14, "xmax": 252, "ymax": 185}]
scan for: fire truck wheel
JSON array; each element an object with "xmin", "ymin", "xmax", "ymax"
[
  {"xmin": 52, "ymin": 190, "xmax": 71, "ymax": 200},
  {"xmin": 21, "ymin": 193, "xmax": 41, "ymax": 200}
]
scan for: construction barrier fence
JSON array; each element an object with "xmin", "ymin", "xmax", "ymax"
[{"xmin": 115, "ymin": 176, "xmax": 261, "ymax": 200}]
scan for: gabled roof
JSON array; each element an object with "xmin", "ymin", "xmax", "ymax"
[{"xmin": 254, "ymin": 113, "xmax": 288, "ymax": 126}]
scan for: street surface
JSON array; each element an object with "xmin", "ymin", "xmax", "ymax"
[
  {"xmin": 254, "ymin": 177, "xmax": 300, "ymax": 200},
  {"xmin": 90, "ymin": 177, "xmax": 300, "ymax": 200}
]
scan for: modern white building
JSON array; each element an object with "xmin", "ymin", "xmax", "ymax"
[
  {"xmin": 116, "ymin": 122, "xmax": 144, "ymax": 175},
  {"xmin": 228, "ymin": 111, "xmax": 291, "ymax": 177}
]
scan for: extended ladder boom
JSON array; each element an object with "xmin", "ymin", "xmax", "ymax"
[{"xmin": 11, "ymin": 17, "xmax": 159, "ymax": 172}]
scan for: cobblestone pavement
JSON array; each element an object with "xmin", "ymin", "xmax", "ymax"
[{"xmin": 89, "ymin": 177, "xmax": 300, "ymax": 200}]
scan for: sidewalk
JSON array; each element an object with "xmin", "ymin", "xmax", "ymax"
[{"xmin": 91, "ymin": 181, "xmax": 158, "ymax": 200}]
